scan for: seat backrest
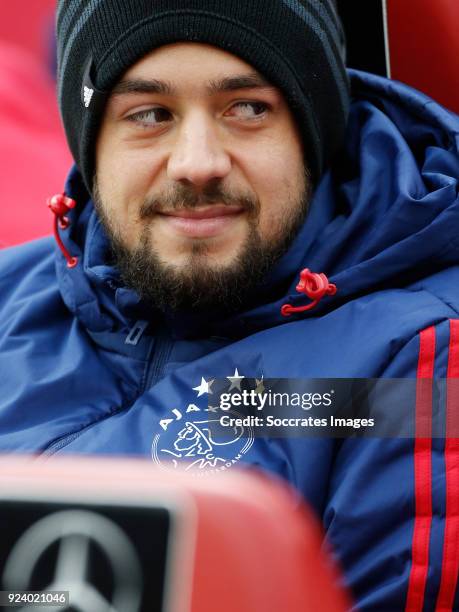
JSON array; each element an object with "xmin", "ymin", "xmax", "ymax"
[
  {"xmin": 0, "ymin": 458, "xmax": 351, "ymax": 612},
  {"xmin": 0, "ymin": 41, "xmax": 71, "ymax": 248},
  {"xmin": 387, "ymin": 0, "xmax": 459, "ymax": 114},
  {"xmin": 337, "ymin": 0, "xmax": 459, "ymax": 114}
]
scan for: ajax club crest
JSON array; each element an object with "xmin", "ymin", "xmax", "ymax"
[{"xmin": 151, "ymin": 370, "xmax": 255, "ymax": 474}]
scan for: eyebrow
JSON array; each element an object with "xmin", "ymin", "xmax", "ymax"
[
  {"xmin": 110, "ymin": 73, "xmax": 276, "ymax": 97},
  {"xmin": 207, "ymin": 74, "xmax": 275, "ymax": 94},
  {"xmin": 111, "ymin": 78, "xmax": 173, "ymax": 96}
]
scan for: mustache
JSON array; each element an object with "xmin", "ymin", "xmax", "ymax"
[{"xmin": 138, "ymin": 182, "xmax": 259, "ymax": 220}]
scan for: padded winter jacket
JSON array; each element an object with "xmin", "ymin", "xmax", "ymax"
[{"xmin": 1, "ymin": 70, "xmax": 459, "ymax": 611}]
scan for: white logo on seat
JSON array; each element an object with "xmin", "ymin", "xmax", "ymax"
[{"xmin": 3, "ymin": 510, "xmax": 143, "ymax": 612}]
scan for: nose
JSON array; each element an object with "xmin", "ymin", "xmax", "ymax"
[{"xmin": 167, "ymin": 110, "xmax": 232, "ymax": 187}]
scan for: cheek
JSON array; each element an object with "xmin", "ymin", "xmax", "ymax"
[
  {"xmin": 99, "ymin": 149, "xmax": 152, "ymax": 199},
  {"xmin": 96, "ymin": 144, "xmax": 164, "ymax": 228},
  {"xmin": 248, "ymin": 148, "xmax": 305, "ymax": 237}
]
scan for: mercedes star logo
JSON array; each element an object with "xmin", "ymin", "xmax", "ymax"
[{"xmin": 2, "ymin": 509, "xmax": 143, "ymax": 612}]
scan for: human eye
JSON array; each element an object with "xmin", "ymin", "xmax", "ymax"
[
  {"xmin": 126, "ymin": 107, "xmax": 173, "ymax": 127},
  {"xmin": 225, "ymin": 101, "xmax": 270, "ymax": 120}
]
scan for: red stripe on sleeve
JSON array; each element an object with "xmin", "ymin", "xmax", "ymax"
[
  {"xmin": 435, "ymin": 319, "xmax": 459, "ymax": 612},
  {"xmin": 405, "ymin": 326, "xmax": 435, "ymax": 612}
]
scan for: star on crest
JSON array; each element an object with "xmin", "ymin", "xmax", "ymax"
[
  {"xmin": 227, "ymin": 368, "xmax": 245, "ymax": 391},
  {"xmin": 193, "ymin": 377, "xmax": 215, "ymax": 397}
]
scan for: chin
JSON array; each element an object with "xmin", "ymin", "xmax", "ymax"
[
  {"xmin": 167, "ymin": 251, "xmax": 241, "ymax": 272},
  {"xmin": 158, "ymin": 238, "xmax": 243, "ymax": 264}
]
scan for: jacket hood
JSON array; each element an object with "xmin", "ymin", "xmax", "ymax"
[{"xmin": 54, "ymin": 69, "xmax": 459, "ymax": 340}]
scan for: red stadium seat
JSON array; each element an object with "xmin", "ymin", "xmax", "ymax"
[
  {"xmin": 0, "ymin": 41, "xmax": 71, "ymax": 247},
  {"xmin": 387, "ymin": 0, "xmax": 459, "ymax": 114},
  {"xmin": 0, "ymin": 0, "xmax": 56, "ymax": 60},
  {"xmin": 0, "ymin": 458, "xmax": 351, "ymax": 612}
]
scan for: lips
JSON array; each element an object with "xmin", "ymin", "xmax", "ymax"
[
  {"xmin": 160, "ymin": 205, "xmax": 244, "ymax": 219},
  {"xmin": 157, "ymin": 205, "xmax": 245, "ymax": 238}
]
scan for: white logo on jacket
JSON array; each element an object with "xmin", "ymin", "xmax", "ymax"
[{"xmin": 151, "ymin": 370, "xmax": 255, "ymax": 474}]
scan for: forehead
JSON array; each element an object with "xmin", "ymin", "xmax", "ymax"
[{"xmin": 119, "ymin": 42, "xmax": 275, "ymax": 95}]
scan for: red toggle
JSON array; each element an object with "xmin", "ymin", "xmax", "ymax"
[
  {"xmin": 281, "ymin": 268, "xmax": 337, "ymax": 317},
  {"xmin": 47, "ymin": 193, "xmax": 78, "ymax": 268}
]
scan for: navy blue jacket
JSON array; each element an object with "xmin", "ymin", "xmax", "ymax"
[{"xmin": 1, "ymin": 70, "xmax": 459, "ymax": 610}]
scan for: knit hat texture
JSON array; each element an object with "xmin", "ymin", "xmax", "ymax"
[{"xmin": 56, "ymin": 0, "xmax": 350, "ymax": 191}]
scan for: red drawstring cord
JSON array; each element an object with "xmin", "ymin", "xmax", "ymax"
[
  {"xmin": 281, "ymin": 268, "xmax": 337, "ymax": 317},
  {"xmin": 47, "ymin": 193, "xmax": 78, "ymax": 268}
]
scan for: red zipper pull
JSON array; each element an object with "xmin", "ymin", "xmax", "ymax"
[
  {"xmin": 281, "ymin": 268, "xmax": 337, "ymax": 317},
  {"xmin": 47, "ymin": 193, "xmax": 78, "ymax": 268}
]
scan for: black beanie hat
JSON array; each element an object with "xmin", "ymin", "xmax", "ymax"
[{"xmin": 56, "ymin": 0, "xmax": 350, "ymax": 192}]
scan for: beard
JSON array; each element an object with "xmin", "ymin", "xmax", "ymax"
[{"xmin": 93, "ymin": 175, "xmax": 311, "ymax": 315}]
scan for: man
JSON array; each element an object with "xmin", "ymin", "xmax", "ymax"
[{"xmin": 0, "ymin": 1, "xmax": 458, "ymax": 610}]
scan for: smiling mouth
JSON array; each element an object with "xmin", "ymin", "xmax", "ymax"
[
  {"xmin": 156, "ymin": 205, "xmax": 246, "ymax": 238},
  {"xmin": 159, "ymin": 204, "xmax": 245, "ymax": 219}
]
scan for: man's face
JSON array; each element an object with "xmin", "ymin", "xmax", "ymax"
[{"xmin": 95, "ymin": 43, "xmax": 310, "ymax": 313}]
